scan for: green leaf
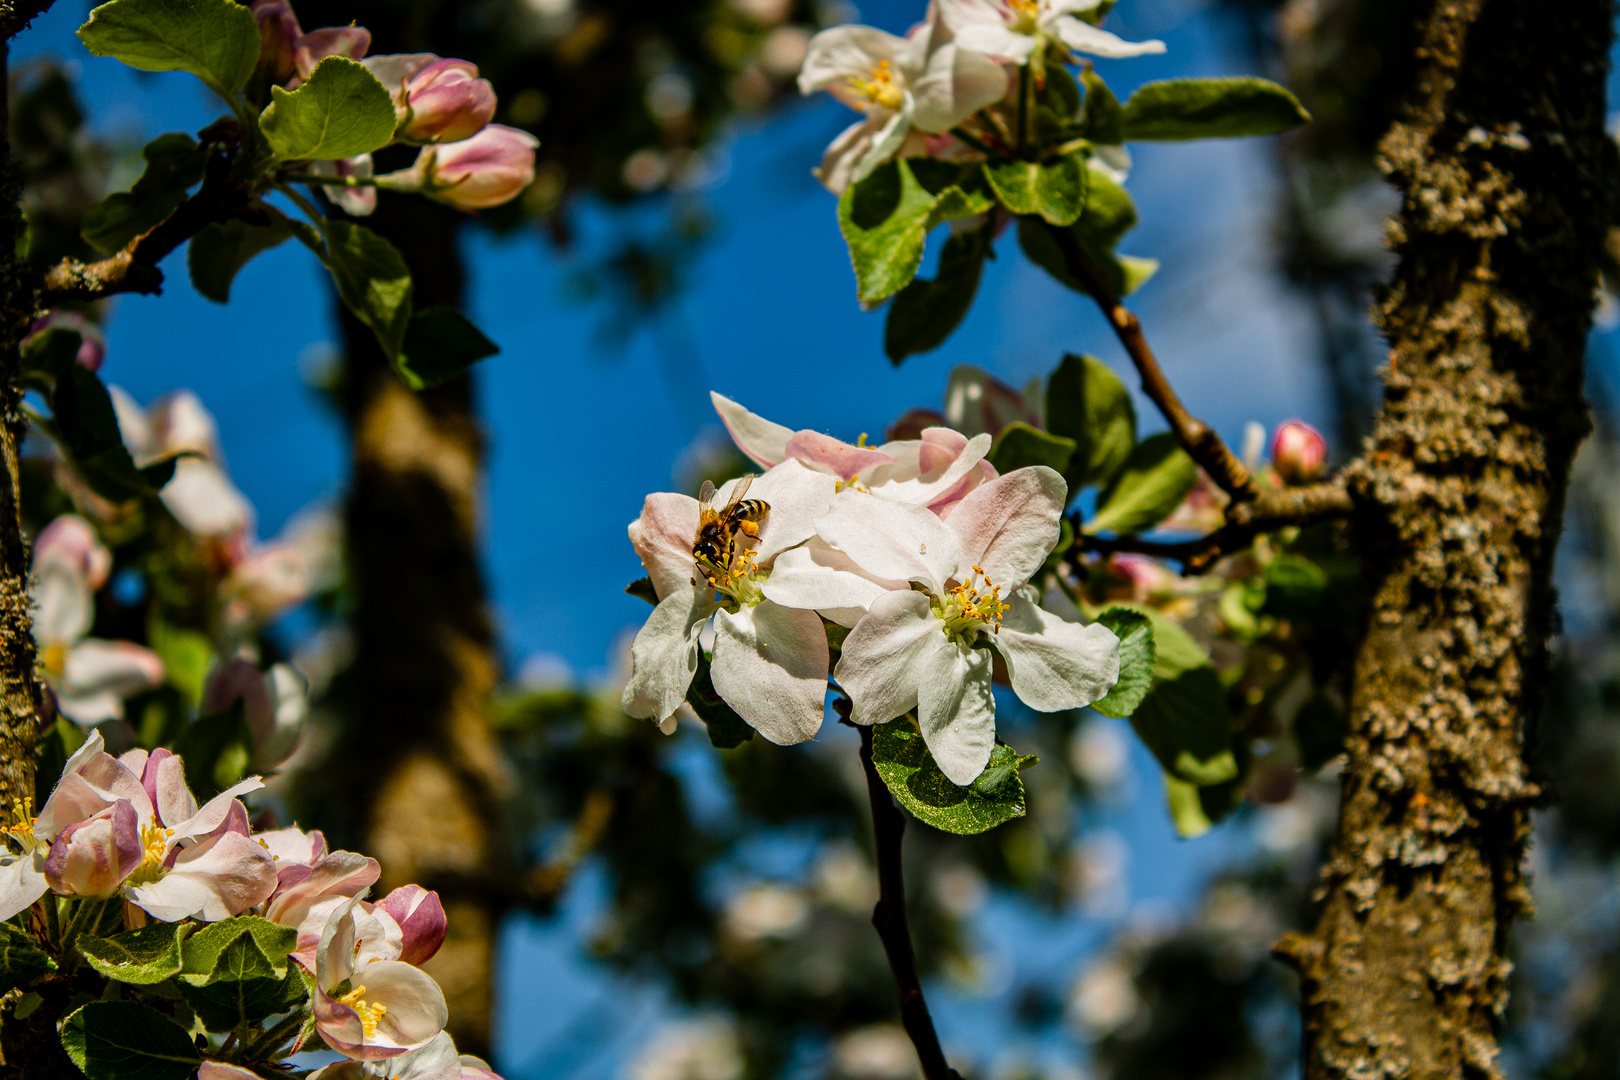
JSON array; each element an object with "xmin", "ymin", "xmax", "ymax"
[
  {"xmin": 1262, "ymin": 554, "xmax": 1348, "ymax": 626},
  {"xmin": 148, "ymin": 617, "xmax": 212, "ymax": 707},
  {"xmin": 396, "ymin": 307, "xmax": 500, "ymax": 390},
  {"xmin": 324, "ymin": 220, "xmax": 413, "ymax": 359},
  {"xmin": 1121, "ymin": 77, "xmax": 1311, "ymax": 141},
  {"xmin": 1087, "ymin": 433, "xmax": 1197, "ymax": 535},
  {"xmin": 1046, "ymin": 353, "xmax": 1136, "ymax": 491},
  {"xmin": 969, "ymin": 741, "xmax": 1038, "ymax": 798},
  {"xmin": 625, "ymin": 577, "xmax": 658, "ymax": 606},
  {"xmin": 1106, "ymin": 601, "xmax": 1208, "ymax": 680},
  {"xmin": 77, "ymin": 0, "xmax": 260, "ymax": 99},
  {"xmin": 171, "ymin": 701, "xmax": 253, "ymax": 798},
  {"xmin": 1089, "ymin": 607, "xmax": 1154, "ymax": 719},
  {"xmin": 179, "ymin": 962, "xmax": 308, "ymax": 1034},
  {"xmin": 52, "ymin": 365, "xmax": 158, "ymax": 503},
  {"xmin": 884, "ymin": 226, "xmax": 990, "ymax": 364},
  {"xmin": 838, "ymin": 160, "xmax": 939, "ymax": 303},
  {"xmin": 0, "ymin": 922, "xmax": 57, "ymax": 995},
  {"xmin": 81, "ymin": 133, "xmax": 209, "ymax": 255},
  {"xmin": 19, "ymin": 327, "xmax": 81, "ymax": 395},
  {"xmin": 988, "ymin": 421, "xmax": 1076, "ymax": 475},
  {"xmin": 1131, "ymin": 666, "xmax": 1236, "ymax": 786},
  {"xmin": 77, "ymin": 922, "xmax": 193, "ymax": 985},
  {"xmin": 1163, "ymin": 773, "xmax": 1213, "ymax": 838},
  {"xmin": 984, "ymin": 152, "xmax": 1088, "ymax": 226},
  {"xmin": 924, "ymin": 185, "xmax": 996, "ymax": 231},
  {"xmin": 870, "ymin": 721, "xmax": 1029, "ymax": 835},
  {"xmin": 60, "ymin": 1001, "xmax": 201, "ymax": 1080},
  {"xmin": 180, "ymin": 916, "xmax": 296, "ymax": 984},
  {"xmin": 1080, "ymin": 67, "xmax": 1123, "ymax": 144},
  {"xmin": 1076, "ymin": 167, "xmax": 1139, "ymax": 252},
  {"xmin": 259, "ymin": 56, "xmax": 398, "ymax": 161},
  {"xmin": 688, "ymin": 651, "xmax": 753, "ymax": 749},
  {"xmin": 188, "ymin": 217, "xmax": 293, "ymax": 303}
]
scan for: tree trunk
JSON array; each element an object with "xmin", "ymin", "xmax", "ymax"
[
  {"xmin": 331, "ymin": 199, "xmax": 510, "ymax": 1057},
  {"xmin": 1276, "ymin": 3, "xmax": 1617, "ymax": 1079}
]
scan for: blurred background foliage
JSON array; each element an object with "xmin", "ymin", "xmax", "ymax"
[{"xmin": 13, "ymin": 0, "xmax": 1620, "ymax": 1077}]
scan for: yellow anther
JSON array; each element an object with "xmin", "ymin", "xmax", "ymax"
[
  {"xmin": 41, "ymin": 641, "xmax": 66, "ymax": 677},
  {"xmin": 126, "ymin": 822, "xmax": 175, "ymax": 886},
  {"xmin": 337, "ymin": 986, "xmax": 388, "ymax": 1039},
  {"xmin": 847, "ymin": 60, "xmax": 905, "ymax": 111}
]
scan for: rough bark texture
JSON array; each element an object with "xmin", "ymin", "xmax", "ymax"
[
  {"xmin": 332, "ymin": 198, "xmax": 510, "ymax": 1057},
  {"xmin": 1275, "ymin": 3, "xmax": 1617, "ymax": 1079}
]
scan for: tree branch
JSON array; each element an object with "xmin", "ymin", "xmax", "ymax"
[
  {"xmin": 855, "ymin": 722, "xmax": 960, "ymax": 1080},
  {"xmin": 1045, "ymin": 222, "xmax": 1260, "ymax": 502},
  {"xmin": 38, "ymin": 139, "xmax": 258, "ymax": 305},
  {"xmin": 1074, "ymin": 476, "xmax": 1354, "ymax": 574}
]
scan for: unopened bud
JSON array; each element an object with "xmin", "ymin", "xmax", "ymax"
[
  {"xmin": 379, "ymin": 125, "xmax": 539, "ymax": 210},
  {"xmin": 394, "ymin": 57, "xmax": 497, "ymax": 144},
  {"xmin": 375, "ymin": 884, "xmax": 448, "ymax": 965},
  {"xmin": 292, "ymin": 25, "xmax": 371, "ymax": 85},
  {"xmin": 1270, "ymin": 420, "xmax": 1327, "ymax": 485},
  {"xmin": 44, "ymin": 801, "xmax": 141, "ymax": 898},
  {"xmin": 251, "ymin": 0, "xmax": 303, "ymax": 83}
]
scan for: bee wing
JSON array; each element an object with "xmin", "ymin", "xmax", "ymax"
[
  {"xmin": 698, "ymin": 480, "xmax": 717, "ymax": 513},
  {"xmin": 722, "ymin": 473, "xmax": 755, "ymax": 513}
]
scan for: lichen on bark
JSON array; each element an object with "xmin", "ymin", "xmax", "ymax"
[{"xmin": 1275, "ymin": 3, "xmax": 1619, "ymax": 1079}]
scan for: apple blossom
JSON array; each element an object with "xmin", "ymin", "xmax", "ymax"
[
  {"xmin": 375, "ymin": 883, "xmax": 448, "ymax": 966},
  {"xmin": 943, "ymin": 364, "xmax": 1042, "ymax": 438},
  {"xmin": 111, "ymin": 387, "xmax": 253, "ymax": 538},
  {"xmin": 293, "ymin": 25, "xmax": 373, "ymax": 84},
  {"xmin": 1270, "ymin": 419, "xmax": 1328, "ymax": 484},
  {"xmin": 251, "ymin": 0, "xmax": 302, "ymax": 83},
  {"xmin": 797, "ymin": 14, "xmax": 1006, "ymax": 193},
  {"xmin": 311, "ymin": 154, "xmax": 379, "ymax": 217},
  {"xmin": 623, "ymin": 461, "xmax": 841, "ymax": 743},
  {"xmin": 781, "ymin": 468, "xmax": 1120, "ymax": 783},
  {"xmin": 32, "ymin": 515, "xmax": 164, "ymax": 726},
  {"xmin": 222, "ymin": 502, "xmax": 344, "ymax": 628},
  {"xmin": 378, "ymin": 125, "xmax": 539, "ymax": 210},
  {"xmin": 937, "ymin": 0, "xmax": 1164, "ymax": 65},
  {"xmin": 42, "ymin": 800, "xmax": 141, "ymax": 898},
  {"xmin": 202, "ymin": 659, "xmax": 311, "ymax": 770},
  {"xmin": 363, "ymin": 54, "xmax": 497, "ymax": 144},
  {"xmin": 310, "ymin": 1032, "xmax": 503, "ymax": 1080},
  {"xmin": 313, "ymin": 894, "xmax": 450, "ymax": 1060}
]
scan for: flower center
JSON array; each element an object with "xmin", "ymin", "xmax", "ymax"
[
  {"xmin": 124, "ymin": 822, "xmax": 174, "ymax": 886},
  {"xmin": 935, "ymin": 566, "xmax": 1008, "ymax": 643},
  {"xmin": 847, "ymin": 59, "xmax": 905, "ymax": 112},
  {"xmin": 696, "ymin": 542, "xmax": 767, "ymax": 610},
  {"xmin": 337, "ymin": 985, "xmax": 388, "ymax": 1039},
  {"xmin": 3, "ymin": 798, "xmax": 38, "ymax": 855},
  {"xmin": 41, "ymin": 642, "xmax": 66, "ymax": 678},
  {"xmin": 1005, "ymin": 0, "xmax": 1040, "ymax": 33}
]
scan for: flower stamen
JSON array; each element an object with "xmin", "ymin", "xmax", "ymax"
[
  {"xmin": 124, "ymin": 821, "xmax": 174, "ymax": 887},
  {"xmin": 846, "ymin": 59, "xmax": 905, "ymax": 111},
  {"xmin": 337, "ymin": 985, "xmax": 388, "ymax": 1039},
  {"xmin": 937, "ymin": 565, "xmax": 1008, "ymax": 642}
]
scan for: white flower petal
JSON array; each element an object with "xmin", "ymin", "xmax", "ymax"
[
  {"xmin": 993, "ymin": 591, "xmax": 1120, "ymax": 711},
  {"xmin": 952, "ymin": 21, "xmax": 1035, "ymax": 62},
  {"xmin": 168, "ymin": 779, "xmax": 264, "ymax": 841},
  {"xmin": 160, "ymin": 459, "xmax": 252, "ymax": 537},
  {"xmin": 629, "ymin": 492, "xmax": 700, "ymax": 600},
  {"xmin": 1047, "ymin": 16, "xmax": 1165, "ymax": 57},
  {"xmin": 863, "ymin": 432, "xmax": 993, "ymax": 505},
  {"xmin": 818, "ymin": 106, "xmax": 913, "ymax": 192},
  {"xmin": 711, "ymin": 602, "xmax": 828, "ymax": 745},
  {"xmin": 33, "ymin": 560, "xmax": 92, "ymax": 646},
  {"xmin": 126, "ymin": 830, "xmax": 276, "ymax": 921},
  {"xmin": 735, "ymin": 460, "xmax": 842, "ymax": 564},
  {"xmin": 910, "ymin": 42, "xmax": 1010, "ymax": 133},
  {"xmin": 798, "ymin": 24, "xmax": 910, "ymax": 96},
  {"xmin": 815, "ymin": 490, "xmax": 961, "ymax": 592},
  {"xmin": 945, "ymin": 466, "xmax": 1066, "ymax": 589},
  {"xmin": 917, "ymin": 641, "xmax": 996, "ymax": 785},
  {"xmin": 622, "ymin": 588, "xmax": 716, "ymax": 722},
  {"xmin": 711, "ymin": 392, "xmax": 794, "ymax": 469},
  {"xmin": 762, "ymin": 540, "xmax": 902, "ymax": 613},
  {"xmin": 0, "ymin": 853, "xmax": 48, "ymax": 921},
  {"xmin": 833, "ymin": 590, "xmax": 941, "ymax": 725}
]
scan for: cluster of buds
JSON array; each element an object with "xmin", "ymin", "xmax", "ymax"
[
  {"xmin": 251, "ymin": 0, "xmax": 538, "ymax": 212},
  {"xmin": 0, "ymin": 735, "xmax": 501, "ymax": 1076},
  {"xmin": 623, "ymin": 392, "xmax": 1122, "ymax": 786}
]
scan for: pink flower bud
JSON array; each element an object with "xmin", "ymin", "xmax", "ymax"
[
  {"xmin": 383, "ymin": 125, "xmax": 538, "ymax": 210},
  {"xmin": 35, "ymin": 514, "xmax": 112, "ymax": 588},
  {"xmin": 26, "ymin": 311, "xmax": 106, "ymax": 371},
  {"xmin": 397, "ymin": 58, "xmax": 496, "ymax": 144},
  {"xmin": 885, "ymin": 408, "xmax": 947, "ymax": 441},
  {"xmin": 292, "ymin": 26, "xmax": 372, "ymax": 85},
  {"xmin": 44, "ymin": 800, "xmax": 142, "ymax": 898},
  {"xmin": 202, "ymin": 659, "xmax": 309, "ymax": 771},
  {"xmin": 251, "ymin": 0, "xmax": 303, "ymax": 83},
  {"xmin": 375, "ymin": 884, "xmax": 447, "ymax": 966},
  {"xmin": 1270, "ymin": 420, "xmax": 1328, "ymax": 485}
]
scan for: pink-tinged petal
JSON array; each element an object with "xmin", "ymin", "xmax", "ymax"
[
  {"xmin": 293, "ymin": 26, "xmax": 373, "ymax": 82},
  {"xmin": 909, "ymin": 41, "xmax": 1009, "ymax": 133},
  {"xmin": 257, "ymin": 825, "xmax": 326, "ymax": 865},
  {"xmin": 146, "ymin": 389, "xmax": 221, "ymax": 461},
  {"xmin": 58, "ymin": 639, "xmax": 164, "ymax": 724},
  {"xmin": 928, "ymin": 459, "xmax": 998, "ymax": 520},
  {"xmin": 711, "ymin": 392, "xmax": 792, "ymax": 468},
  {"xmin": 460, "ymin": 1054, "xmax": 505, "ymax": 1080},
  {"xmin": 361, "ymin": 52, "xmax": 440, "ymax": 94},
  {"xmin": 200, "ymin": 1065, "xmax": 266, "ymax": 1080},
  {"xmin": 117, "ymin": 748, "xmax": 148, "ymax": 777},
  {"xmin": 338, "ymin": 1033, "xmax": 462, "ymax": 1080},
  {"xmin": 400, "ymin": 59, "xmax": 497, "ymax": 143},
  {"xmin": 833, "ymin": 590, "xmax": 941, "ymax": 725},
  {"xmin": 622, "ymin": 588, "xmax": 715, "ymax": 723},
  {"xmin": 629, "ymin": 493, "xmax": 700, "ymax": 601},
  {"xmin": 917, "ymin": 640, "xmax": 996, "ymax": 785},
  {"xmin": 140, "ymin": 748, "xmax": 196, "ymax": 830},
  {"xmin": 307, "ymin": 1064, "xmax": 368, "ymax": 1080},
  {"xmin": 863, "ymin": 432, "xmax": 993, "ymax": 505},
  {"xmin": 993, "ymin": 591, "xmax": 1119, "ymax": 712},
  {"xmin": 739, "ymin": 460, "xmax": 841, "ymax": 564},
  {"xmin": 761, "ymin": 540, "xmax": 904, "ymax": 615},
  {"xmin": 267, "ymin": 849, "xmax": 382, "ymax": 928},
  {"xmin": 376, "ymin": 885, "xmax": 447, "ymax": 965},
  {"xmin": 813, "ymin": 490, "xmax": 960, "ymax": 592},
  {"xmin": 710, "ymin": 602, "xmax": 828, "ymax": 745},
  {"xmin": 161, "ymin": 459, "xmax": 252, "ymax": 538},
  {"xmin": 944, "ymin": 466, "xmax": 1066, "ymax": 589},
  {"xmin": 917, "ymin": 427, "xmax": 968, "ymax": 475},
  {"xmin": 33, "ymin": 559, "xmax": 93, "ymax": 646},
  {"xmin": 44, "ymin": 801, "xmax": 141, "ymax": 898},
  {"xmin": 317, "ymin": 959, "xmax": 448, "ymax": 1059},
  {"xmin": 166, "ymin": 779, "xmax": 264, "ymax": 841},
  {"xmin": 784, "ymin": 430, "xmax": 897, "ymax": 482},
  {"xmin": 34, "ymin": 515, "xmax": 112, "ymax": 589},
  {"xmin": 0, "ymin": 852, "xmax": 49, "ymax": 921},
  {"xmin": 126, "ymin": 830, "xmax": 276, "ymax": 922}
]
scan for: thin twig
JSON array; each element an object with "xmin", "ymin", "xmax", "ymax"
[
  {"xmin": 855, "ymin": 723, "xmax": 960, "ymax": 1080},
  {"xmin": 39, "ymin": 139, "xmax": 260, "ymax": 305},
  {"xmin": 1073, "ymin": 476, "xmax": 1355, "ymax": 575},
  {"xmin": 1044, "ymin": 222, "xmax": 1260, "ymax": 503}
]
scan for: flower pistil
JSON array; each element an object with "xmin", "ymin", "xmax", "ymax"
[{"xmin": 935, "ymin": 565, "xmax": 1008, "ymax": 642}]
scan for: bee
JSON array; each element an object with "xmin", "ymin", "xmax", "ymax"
[{"xmin": 693, "ymin": 474, "xmax": 770, "ymax": 572}]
